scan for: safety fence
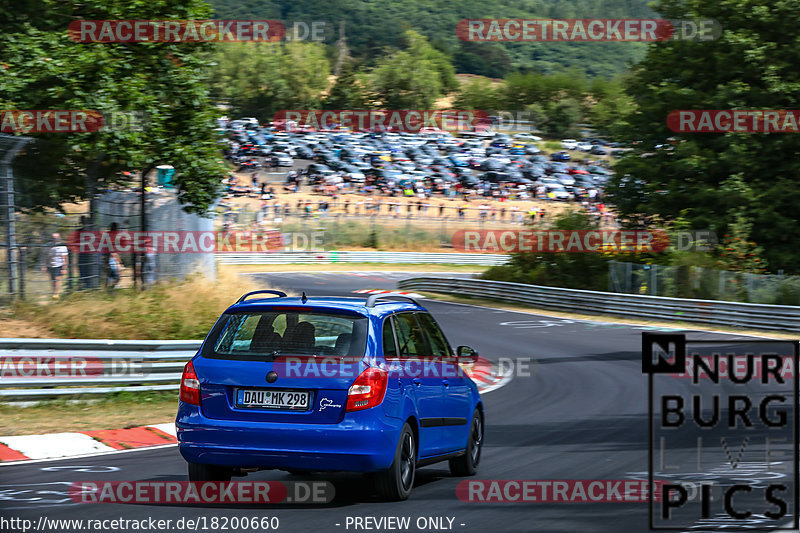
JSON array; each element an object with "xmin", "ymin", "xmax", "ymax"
[
  {"xmin": 608, "ymin": 260, "xmax": 800, "ymax": 306},
  {"xmin": 0, "ymin": 190, "xmax": 214, "ymax": 303},
  {"xmin": 397, "ymin": 277, "xmax": 800, "ymax": 332}
]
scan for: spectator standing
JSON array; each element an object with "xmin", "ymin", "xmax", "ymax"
[
  {"xmin": 103, "ymin": 223, "xmax": 123, "ymax": 289},
  {"xmin": 479, "ymin": 203, "xmax": 489, "ymax": 222},
  {"xmin": 44, "ymin": 232, "xmax": 68, "ymax": 299},
  {"xmin": 107, "ymin": 250, "xmax": 124, "ymax": 289}
]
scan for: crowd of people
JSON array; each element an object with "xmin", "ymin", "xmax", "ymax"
[{"xmin": 219, "ymin": 167, "xmax": 614, "ymax": 230}]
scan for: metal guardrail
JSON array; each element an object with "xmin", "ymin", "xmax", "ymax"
[
  {"xmin": 0, "ymin": 339, "xmax": 201, "ymax": 400},
  {"xmin": 398, "ymin": 277, "xmax": 800, "ymax": 332},
  {"xmin": 216, "ymin": 251, "xmax": 510, "ymax": 266},
  {"xmin": 6, "ymin": 275, "xmax": 796, "ymax": 401}
]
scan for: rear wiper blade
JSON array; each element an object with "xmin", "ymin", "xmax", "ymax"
[{"xmin": 270, "ymin": 350, "xmax": 329, "ymax": 358}]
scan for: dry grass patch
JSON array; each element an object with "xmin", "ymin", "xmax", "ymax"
[
  {"xmin": 0, "ymin": 392, "xmax": 179, "ymax": 435},
  {"xmin": 10, "ymin": 267, "xmax": 261, "ymax": 340},
  {"xmin": 0, "ymin": 312, "xmax": 57, "ymax": 338}
]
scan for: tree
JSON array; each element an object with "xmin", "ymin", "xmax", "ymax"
[
  {"xmin": 606, "ymin": 0, "xmax": 800, "ymax": 273},
  {"xmin": 452, "ymin": 42, "xmax": 511, "ymax": 79},
  {"xmin": 482, "ymin": 209, "xmax": 617, "ymax": 290},
  {"xmin": 323, "ymin": 59, "xmax": 372, "ymax": 109},
  {"xmin": 500, "ymin": 69, "xmax": 588, "ymax": 110},
  {"xmin": 0, "ymin": 0, "xmax": 226, "ymax": 215},
  {"xmin": 371, "ymin": 30, "xmax": 456, "ymax": 109},
  {"xmin": 539, "ymin": 98, "xmax": 583, "ymax": 138},
  {"xmin": 587, "ymin": 76, "xmax": 633, "ymax": 137},
  {"xmin": 452, "ymin": 78, "xmax": 500, "ymax": 111},
  {"xmin": 205, "ymin": 41, "xmax": 330, "ymax": 120},
  {"xmin": 716, "ymin": 214, "xmax": 767, "ymax": 274}
]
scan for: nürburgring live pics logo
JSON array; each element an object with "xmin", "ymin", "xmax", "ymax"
[{"xmin": 643, "ymin": 333, "xmax": 799, "ymax": 530}]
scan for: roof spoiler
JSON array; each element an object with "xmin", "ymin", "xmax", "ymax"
[
  {"xmin": 365, "ymin": 293, "xmax": 422, "ymax": 308},
  {"xmin": 236, "ymin": 290, "xmax": 288, "ymax": 304}
]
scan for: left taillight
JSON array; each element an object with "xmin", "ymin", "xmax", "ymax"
[
  {"xmin": 346, "ymin": 367, "xmax": 388, "ymax": 412},
  {"xmin": 180, "ymin": 361, "xmax": 201, "ymax": 405}
]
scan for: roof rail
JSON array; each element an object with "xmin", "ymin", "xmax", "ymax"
[
  {"xmin": 365, "ymin": 293, "xmax": 422, "ymax": 308},
  {"xmin": 236, "ymin": 290, "xmax": 288, "ymax": 304}
]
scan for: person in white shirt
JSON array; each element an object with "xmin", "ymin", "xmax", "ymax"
[{"xmin": 44, "ymin": 232, "xmax": 68, "ymax": 299}]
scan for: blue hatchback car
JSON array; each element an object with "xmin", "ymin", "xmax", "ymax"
[{"xmin": 176, "ymin": 291, "xmax": 484, "ymax": 500}]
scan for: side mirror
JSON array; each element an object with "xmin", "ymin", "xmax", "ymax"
[{"xmin": 456, "ymin": 345, "xmax": 479, "ymax": 363}]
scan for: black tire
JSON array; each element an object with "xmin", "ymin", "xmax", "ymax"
[
  {"xmin": 449, "ymin": 409, "xmax": 483, "ymax": 476},
  {"xmin": 375, "ymin": 423, "xmax": 416, "ymax": 501},
  {"xmin": 187, "ymin": 462, "xmax": 232, "ymax": 482}
]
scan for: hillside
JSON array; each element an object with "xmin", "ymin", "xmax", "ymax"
[{"xmin": 210, "ymin": 0, "xmax": 656, "ymax": 78}]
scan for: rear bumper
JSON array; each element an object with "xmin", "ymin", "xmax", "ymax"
[{"xmin": 176, "ymin": 404, "xmax": 403, "ymax": 472}]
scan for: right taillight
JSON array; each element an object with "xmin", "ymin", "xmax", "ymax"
[
  {"xmin": 180, "ymin": 361, "xmax": 201, "ymax": 405},
  {"xmin": 346, "ymin": 367, "xmax": 388, "ymax": 412}
]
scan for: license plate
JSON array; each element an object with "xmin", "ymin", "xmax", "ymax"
[{"xmin": 235, "ymin": 389, "xmax": 310, "ymax": 410}]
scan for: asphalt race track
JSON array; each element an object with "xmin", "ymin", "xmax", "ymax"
[{"xmin": 0, "ymin": 272, "xmax": 786, "ymax": 533}]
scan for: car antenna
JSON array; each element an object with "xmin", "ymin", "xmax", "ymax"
[{"xmin": 301, "ymin": 292, "xmax": 307, "ymax": 304}]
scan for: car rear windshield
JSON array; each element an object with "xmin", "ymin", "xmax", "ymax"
[{"xmin": 206, "ymin": 311, "xmax": 368, "ymax": 359}]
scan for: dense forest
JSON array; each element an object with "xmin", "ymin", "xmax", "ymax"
[{"xmin": 210, "ymin": 0, "xmax": 655, "ymax": 78}]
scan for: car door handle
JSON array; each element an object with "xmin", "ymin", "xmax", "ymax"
[{"xmin": 412, "ymin": 378, "xmax": 421, "ymax": 386}]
